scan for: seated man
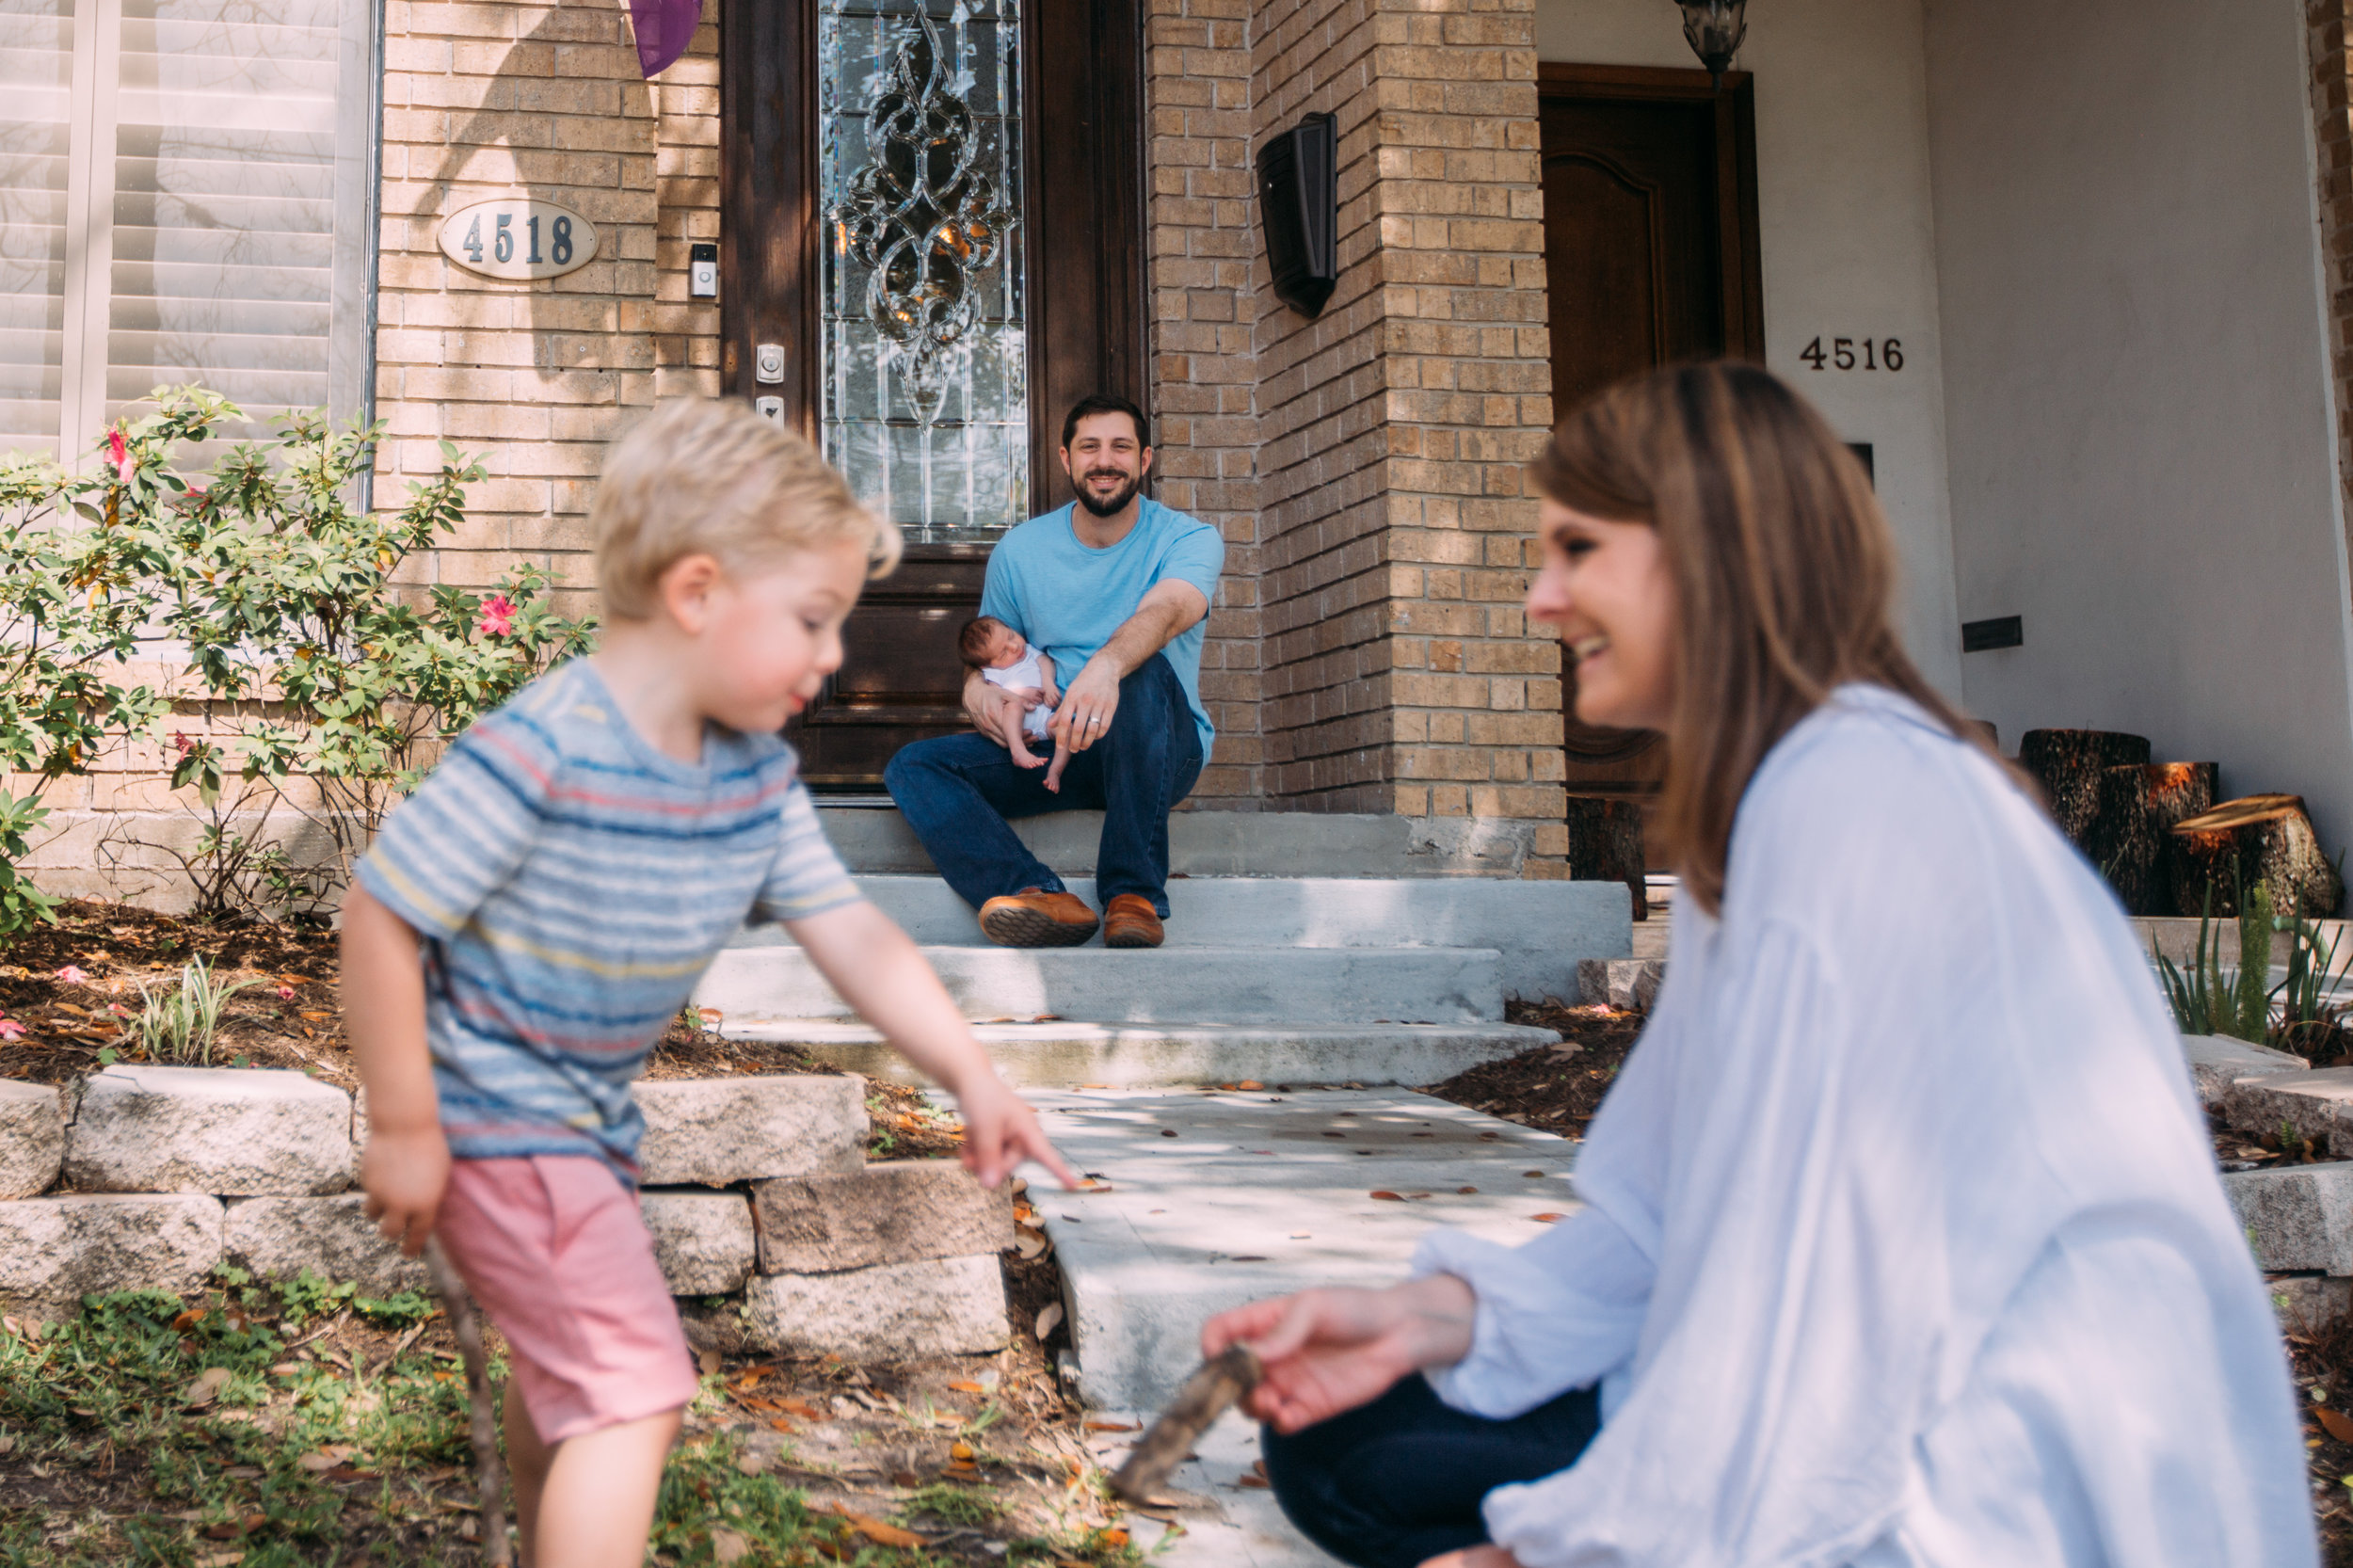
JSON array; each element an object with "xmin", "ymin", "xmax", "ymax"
[{"xmin": 884, "ymin": 394, "xmax": 1223, "ymax": 950}]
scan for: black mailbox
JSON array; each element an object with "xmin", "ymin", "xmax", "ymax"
[{"xmin": 1257, "ymin": 112, "xmax": 1337, "ymax": 318}]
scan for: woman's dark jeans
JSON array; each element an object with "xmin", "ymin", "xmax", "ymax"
[{"xmin": 1260, "ymin": 1374, "xmax": 1601, "ymax": 1568}]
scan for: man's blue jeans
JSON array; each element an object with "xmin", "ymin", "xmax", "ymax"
[
  {"xmin": 1260, "ymin": 1374, "xmax": 1601, "ymax": 1568},
  {"xmin": 882, "ymin": 652, "xmax": 1204, "ymax": 919}
]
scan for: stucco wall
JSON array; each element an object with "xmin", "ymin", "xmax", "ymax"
[
  {"xmin": 1925, "ymin": 0, "xmax": 2353, "ymax": 849},
  {"xmin": 1533, "ymin": 0, "xmax": 1964, "ymax": 694}
]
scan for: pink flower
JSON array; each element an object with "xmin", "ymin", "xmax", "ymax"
[
  {"xmin": 53, "ymin": 966, "xmax": 88, "ymax": 985},
  {"xmin": 106, "ymin": 1003, "xmax": 130, "ymax": 1017},
  {"xmin": 106, "ymin": 428, "xmax": 133, "ymax": 484},
  {"xmin": 0, "ymin": 1018, "xmax": 24, "ymax": 1041},
  {"xmin": 170, "ymin": 731, "xmax": 193, "ymax": 757},
  {"xmin": 275, "ymin": 985, "xmax": 296, "ymax": 1001},
  {"xmin": 476, "ymin": 594, "xmax": 516, "ymax": 638}
]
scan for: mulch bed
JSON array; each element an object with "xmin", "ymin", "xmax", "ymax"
[
  {"xmin": 2286, "ymin": 1318, "xmax": 2353, "ymax": 1564},
  {"xmin": 1419, "ymin": 999, "xmax": 1647, "ymax": 1139},
  {"xmin": 0, "ymin": 900, "xmax": 956, "ymax": 1153}
]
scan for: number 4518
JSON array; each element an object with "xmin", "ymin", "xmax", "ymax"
[{"xmin": 1801, "ymin": 336, "xmax": 1903, "ymax": 372}]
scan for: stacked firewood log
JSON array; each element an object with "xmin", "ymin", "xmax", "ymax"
[{"xmin": 2018, "ymin": 728, "xmax": 2342, "ymax": 918}]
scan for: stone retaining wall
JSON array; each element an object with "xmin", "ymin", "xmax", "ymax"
[{"xmin": 0, "ymin": 1066, "xmax": 1011, "ymax": 1360}]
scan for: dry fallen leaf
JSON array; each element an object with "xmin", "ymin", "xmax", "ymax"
[
  {"xmin": 1457, "ymin": 1186, "xmax": 1478, "ymax": 1194},
  {"xmin": 735, "ymin": 1450, "xmax": 769, "ymax": 1476},
  {"xmin": 779, "ymin": 1396, "xmax": 826, "ymax": 1420},
  {"xmin": 1369, "ymin": 1191, "xmax": 1404, "ymax": 1202},
  {"xmin": 1034, "ymin": 1301, "xmax": 1064, "ymax": 1340},
  {"xmin": 295, "ymin": 1446, "xmax": 355, "ymax": 1473},
  {"xmin": 184, "ymin": 1367, "xmax": 232, "ymax": 1408},
  {"xmin": 697, "ymin": 1348, "xmax": 722, "ymax": 1378},
  {"xmin": 831, "ymin": 1507, "xmax": 928, "ymax": 1548},
  {"xmin": 172, "ymin": 1307, "xmax": 208, "ymax": 1331},
  {"xmin": 1083, "ymin": 1419, "xmax": 1139, "ymax": 1432},
  {"xmin": 951, "ymin": 1440, "xmax": 975, "ymax": 1461},
  {"xmin": 710, "ymin": 1527, "xmax": 752, "ymax": 1565},
  {"xmin": 947, "ymin": 1380, "xmax": 985, "ymax": 1395},
  {"xmin": 2320, "ymin": 1407, "xmax": 2353, "ymax": 1444},
  {"xmin": 1531, "ymin": 1212, "xmax": 1566, "ymax": 1223},
  {"xmin": 1015, "ymin": 1226, "xmax": 1050, "ymax": 1260},
  {"xmin": 1096, "ymin": 1528, "xmax": 1131, "ymax": 1548}
]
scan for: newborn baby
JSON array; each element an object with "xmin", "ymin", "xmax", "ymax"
[{"xmin": 958, "ymin": 616, "xmax": 1072, "ymax": 792}]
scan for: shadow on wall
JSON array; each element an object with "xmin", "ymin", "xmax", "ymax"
[{"xmin": 406, "ymin": 0, "xmax": 706, "ymax": 395}]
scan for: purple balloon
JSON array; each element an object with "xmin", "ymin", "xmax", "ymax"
[{"xmin": 629, "ymin": 0, "xmax": 701, "ymax": 78}]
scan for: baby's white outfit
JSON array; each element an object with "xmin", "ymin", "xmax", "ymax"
[{"xmin": 983, "ymin": 649, "xmax": 1053, "ymax": 741}]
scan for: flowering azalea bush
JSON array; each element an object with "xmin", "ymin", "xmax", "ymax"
[{"xmin": 0, "ymin": 387, "xmax": 598, "ymax": 929}]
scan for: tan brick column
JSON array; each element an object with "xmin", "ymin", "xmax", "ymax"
[
  {"xmin": 375, "ymin": 0, "xmax": 722, "ymax": 617},
  {"xmin": 1250, "ymin": 0, "xmax": 1564, "ymax": 868}
]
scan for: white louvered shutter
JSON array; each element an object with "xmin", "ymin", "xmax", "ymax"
[
  {"xmin": 0, "ymin": 0, "xmax": 75, "ymax": 458},
  {"xmin": 0, "ymin": 0, "xmax": 371, "ymax": 463},
  {"xmin": 108, "ymin": 0, "xmax": 344, "ymax": 440}
]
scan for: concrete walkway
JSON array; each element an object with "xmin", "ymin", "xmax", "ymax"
[{"xmin": 986, "ymin": 1085, "xmax": 1583, "ymax": 1563}]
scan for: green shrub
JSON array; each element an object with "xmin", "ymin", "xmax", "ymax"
[{"xmin": 0, "ymin": 387, "xmax": 597, "ymax": 932}]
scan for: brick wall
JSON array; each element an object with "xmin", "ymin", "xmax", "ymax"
[
  {"xmin": 2309, "ymin": 0, "xmax": 2353, "ymax": 563},
  {"xmin": 373, "ymin": 0, "xmax": 723, "ymax": 618},
  {"xmin": 1146, "ymin": 0, "xmax": 1267, "ymax": 808},
  {"xmin": 1147, "ymin": 0, "xmax": 1564, "ymax": 866}
]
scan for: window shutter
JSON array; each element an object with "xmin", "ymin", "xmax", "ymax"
[
  {"xmin": 107, "ymin": 0, "xmax": 344, "ymax": 440},
  {"xmin": 0, "ymin": 0, "xmax": 373, "ymax": 462},
  {"xmin": 0, "ymin": 0, "xmax": 76, "ymax": 458}
]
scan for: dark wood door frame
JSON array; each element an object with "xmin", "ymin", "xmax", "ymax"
[
  {"xmin": 719, "ymin": 0, "xmax": 1151, "ymax": 792},
  {"xmin": 718, "ymin": 0, "xmax": 1150, "ymax": 511},
  {"xmin": 1536, "ymin": 62, "xmax": 1765, "ymax": 362}
]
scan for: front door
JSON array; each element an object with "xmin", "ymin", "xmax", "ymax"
[
  {"xmin": 720, "ymin": 0, "xmax": 1147, "ymax": 792},
  {"xmin": 1538, "ymin": 64, "xmax": 1763, "ymax": 801}
]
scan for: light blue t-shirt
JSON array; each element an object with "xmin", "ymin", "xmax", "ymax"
[{"xmin": 980, "ymin": 498, "xmax": 1225, "ymax": 757}]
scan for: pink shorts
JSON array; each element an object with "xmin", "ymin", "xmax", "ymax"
[{"xmin": 434, "ymin": 1155, "xmax": 699, "ymax": 1445}]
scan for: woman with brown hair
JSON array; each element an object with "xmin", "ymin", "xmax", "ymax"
[{"xmin": 1202, "ymin": 362, "xmax": 2313, "ymax": 1568}]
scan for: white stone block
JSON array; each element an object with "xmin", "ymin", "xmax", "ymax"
[
  {"xmin": 639, "ymin": 1190, "xmax": 756, "ymax": 1296},
  {"xmin": 0, "ymin": 1193, "xmax": 223, "ymax": 1319},
  {"xmin": 743, "ymin": 1254, "xmax": 1006, "ymax": 1360},
  {"xmin": 2224, "ymin": 1161, "xmax": 2353, "ymax": 1273},
  {"xmin": 632, "ymin": 1075, "xmax": 866, "ymax": 1188},
  {"xmin": 0, "ymin": 1079, "xmax": 65, "ymax": 1200},
  {"xmin": 2182, "ymin": 1033, "xmax": 2309, "ymax": 1107},
  {"xmin": 2224, "ymin": 1067, "xmax": 2353, "ymax": 1152},
  {"xmin": 1577, "ymin": 958, "xmax": 1662, "ymax": 1012},
  {"xmin": 66, "ymin": 1066, "xmax": 353, "ymax": 1196},
  {"xmin": 222, "ymin": 1194, "xmax": 428, "ymax": 1296}
]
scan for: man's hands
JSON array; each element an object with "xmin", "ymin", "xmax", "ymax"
[
  {"xmin": 1201, "ymin": 1273, "xmax": 1481, "ymax": 1434},
  {"xmin": 964, "ymin": 669, "xmax": 1030, "ymax": 751},
  {"xmin": 1048, "ymin": 656, "xmax": 1123, "ymax": 756},
  {"xmin": 362, "ymin": 1124, "xmax": 450, "ymax": 1257}
]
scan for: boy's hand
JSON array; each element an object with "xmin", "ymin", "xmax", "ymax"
[
  {"xmin": 361, "ymin": 1125, "xmax": 451, "ymax": 1256},
  {"xmin": 953, "ymin": 1072, "xmax": 1080, "ymax": 1190}
]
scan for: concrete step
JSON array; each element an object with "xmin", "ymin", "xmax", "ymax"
[
  {"xmin": 1003, "ymin": 1087, "xmax": 1580, "ymax": 1411},
  {"xmin": 696, "ymin": 942, "xmax": 1509, "ymax": 1026},
  {"xmin": 830, "ymin": 873, "xmax": 1627, "ymax": 1002},
  {"xmin": 816, "ymin": 805, "xmax": 1561, "ymax": 880},
  {"xmin": 717, "ymin": 1018, "xmax": 1559, "ymax": 1089}
]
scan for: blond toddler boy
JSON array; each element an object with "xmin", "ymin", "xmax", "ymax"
[{"xmin": 344, "ymin": 397, "xmax": 1075, "ymax": 1568}]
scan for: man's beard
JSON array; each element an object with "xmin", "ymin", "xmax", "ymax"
[{"xmin": 1074, "ymin": 469, "xmax": 1142, "ymax": 518}]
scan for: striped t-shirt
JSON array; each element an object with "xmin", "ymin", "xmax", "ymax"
[{"xmin": 356, "ymin": 659, "xmax": 862, "ymax": 1179}]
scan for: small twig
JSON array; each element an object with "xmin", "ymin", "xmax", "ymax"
[
  {"xmin": 424, "ymin": 1238, "xmax": 511, "ymax": 1567},
  {"xmin": 363, "ymin": 1314, "xmax": 434, "ymax": 1376}
]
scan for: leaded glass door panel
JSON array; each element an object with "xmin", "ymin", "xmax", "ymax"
[{"xmin": 722, "ymin": 0, "xmax": 1145, "ymax": 792}]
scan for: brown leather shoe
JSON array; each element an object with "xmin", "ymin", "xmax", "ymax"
[
  {"xmin": 978, "ymin": 888, "xmax": 1099, "ymax": 947},
  {"xmin": 1102, "ymin": 894, "xmax": 1165, "ymax": 949}
]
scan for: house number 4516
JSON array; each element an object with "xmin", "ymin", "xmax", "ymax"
[{"xmin": 1801, "ymin": 337, "xmax": 1904, "ymax": 372}]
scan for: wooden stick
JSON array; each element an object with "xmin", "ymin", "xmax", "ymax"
[
  {"xmin": 424, "ymin": 1239, "xmax": 512, "ymax": 1567},
  {"xmin": 1110, "ymin": 1345, "xmax": 1261, "ymax": 1505}
]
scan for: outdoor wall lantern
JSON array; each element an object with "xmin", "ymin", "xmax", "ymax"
[{"xmin": 1675, "ymin": 0, "xmax": 1747, "ymax": 88}]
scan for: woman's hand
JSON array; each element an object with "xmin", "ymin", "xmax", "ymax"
[
  {"xmin": 1201, "ymin": 1273, "xmax": 1481, "ymax": 1433},
  {"xmin": 1418, "ymin": 1548, "xmax": 1522, "ymax": 1568}
]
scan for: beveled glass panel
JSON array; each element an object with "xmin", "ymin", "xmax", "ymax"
[{"xmin": 820, "ymin": 0, "xmax": 1027, "ymax": 541}]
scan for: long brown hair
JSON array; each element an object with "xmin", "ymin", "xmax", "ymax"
[{"xmin": 1530, "ymin": 361, "xmax": 1996, "ymax": 914}]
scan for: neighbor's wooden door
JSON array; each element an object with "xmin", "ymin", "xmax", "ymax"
[
  {"xmin": 719, "ymin": 0, "xmax": 1148, "ymax": 792},
  {"xmin": 1539, "ymin": 64, "xmax": 1763, "ymax": 799}
]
